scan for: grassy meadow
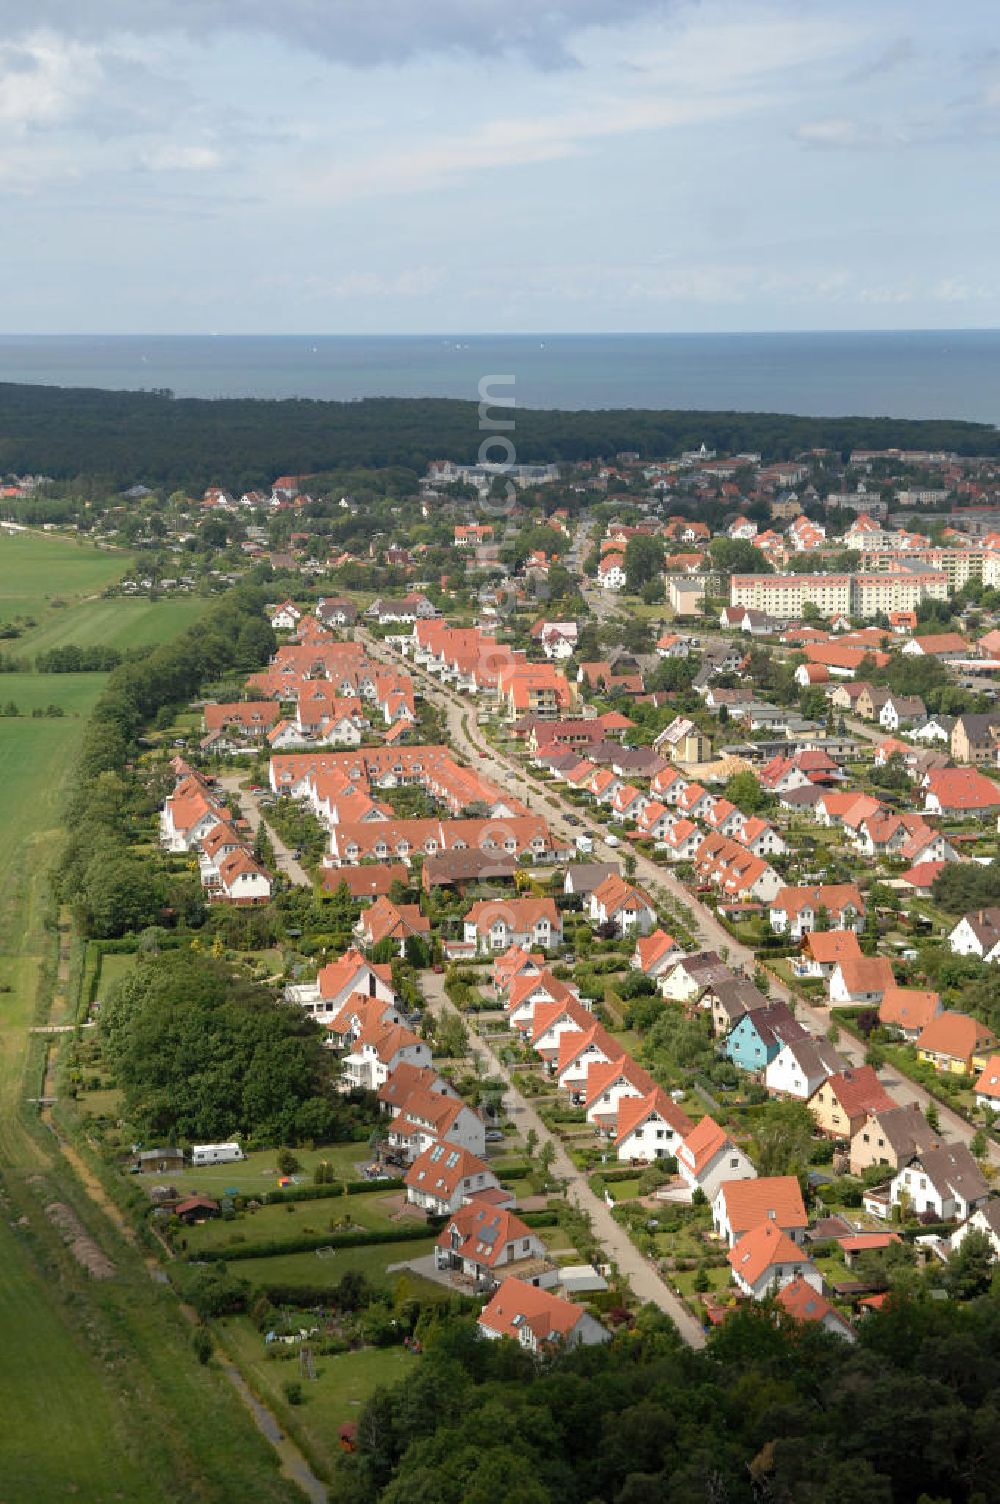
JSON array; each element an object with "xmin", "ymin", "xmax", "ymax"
[
  {"xmin": 0, "ymin": 530, "xmax": 125, "ymax": 621},
  {"xmin": 0, "ymin": 540, "xmax": 300, "ymax": 1504}
]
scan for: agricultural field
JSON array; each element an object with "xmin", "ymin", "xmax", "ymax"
[
  {"xmin": 16, "ymin": 595, "xmax": 207, "ymax": 658},
  {"xmin": 0, "ymin": 1213, "xmax": 151, "ymax": 1503},
  {"xmin": 0, "ymin": 530, "xmax": 126, "ymax": 622}
]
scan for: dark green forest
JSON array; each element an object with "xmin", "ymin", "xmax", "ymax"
[
  {"xmin": 0, "ymin": 382, "xmax": 996, "ymax": 491},
  {"xmin": 336, "ymin": 1295, "xmax": 1000, "ymax": 1504}
]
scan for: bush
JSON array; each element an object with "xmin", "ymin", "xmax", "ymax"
[
  {"xmin": 192, "ymin": 1327, "xmax": 213, "ymax": 1365},
  {"xmin": 282, "ymin": 1380, "xmax": 303, "ymax": 1406}
]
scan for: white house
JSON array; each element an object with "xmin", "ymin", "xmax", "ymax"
[
  {"xmin": 727, "ymin": 1222, "xmax": 822, "ymax": 1301},
  {"xmin": 614, "ymin": 1087, "xmax": 694, "ymax": 1163},
  {"xmin": 949, "ymin": 909, "xmax": 1000, "ymax": 963},
  {"xmin": 478, "ymin": 1276, "xmax": 609, "ymax": 1350},
  {"xmin": 765, "ymin": 1035, "xmax": 843, "ymax": 1102},
  {"xmin": 712, "ymin": 1175, "xmax": 808, "ymax": 1247},
  {"xmin": 404, "ymin": 1141, "xmax": 501, "ymax": 1216},
  {"xmin": 270, "ymin": 600, "xmax": 302, "ymax": 630},
  {"xmin": 676, "ymin": 1115, "xmax": 757, "ymax": 1201},
  {"xmin": 890, "ymin": 1144, "xmax": 989, "ymax": 1222},
  {"xmin": 949, "ymin": 1201, "xmax": 1000, "ymax": 1261}
]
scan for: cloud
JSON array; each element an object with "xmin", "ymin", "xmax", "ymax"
[
  {"xmin": 141, "ymin": 143, "xmax": 221, "ymax": 172},
  {"xmin": 0, "ymin": 35, "xmax": 101, "ymax": 130},
  {"xmin": 0, "ymin": 1, "xmax": 679, "ymax": 68},
  {"xmin": 794, "ymin": 116, "xmax": 883, "ymax": 148}
]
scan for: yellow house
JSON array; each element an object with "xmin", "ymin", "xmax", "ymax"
[{"xmin": 915, "ymin": 1011, "xmax": 996, "ymax": 1076}]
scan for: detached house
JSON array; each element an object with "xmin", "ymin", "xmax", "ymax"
[
  {"xmin": 949, "ymin": 908, "xmax": 1000, "ymax": 963},
  {"xmin": 724, "ymin": 1002, "xmax": 807, "ymax": 1073},
  {"xmin": 728, "ymin": 1222, "xmax": 821, "ymax": 1301},
  {"xmin": 849, "ymin": 1102, "xmax": 942, "ymax": 1176},
  {"xmin": 765, "ymin": 1035, "xmax": 844, "ymax": 1101},
  {"xmin": 878, "ymin": 987, "xmax": 942, "ymax": 1041},
  {"xmin": 828, "ymin": 956, "xmax": 895, "ymax": 1008},
  {"xmin": 808, "ymin": 1066, "xmax": 895, "ymax": 1141},
  {"xmin": 478, "ymin": 1277, "xmax": 609, "ymax": 1350},
  {"xmin": 713, "ymin": 1175, "xmax": 808, "ymax": 1248},
  {"xmin": 435, "ymin": 1202, "xmax": 550, "ymax": 1289},
  {"xmin": 404, "ymin": 1141, "xmax": 501, "ymax": 1217},
  {"xmin": 631, "ymin": 928, "xmax": 682, "ymax": 978},
  {"xmin": 463, "ymin": 898, "xmax": 562, "ymax": 955},
  {"xmin": 974, "ymin": 1054, "xmax": 1000, "ymax": 1111},
  {"xmin": 915, "ymin": 1011, "xmax": 996, "ymax": 1076},
  {"xmin": 589, "ymin": 875, "xmax": 657, "ymax": 936},
  {"xmin": 890, "ymin": 1143, "xmax": 989, "ymax": 1222},
  {"xmin": 676, "ymin": 1115, "xmax": 757, "ymax": 1201},
  {"xmin": 770, "ymin": 884, "xmax": 865, "ymax": 940},
  {"xmin": 613, "ymin": 1085, "xmax": 693, "ymax": 1162}
]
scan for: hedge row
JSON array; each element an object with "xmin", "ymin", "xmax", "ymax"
[
  {"xmin": 192, "ymin": 1221, "xmax": 431, "ymax": 1263},
  {"xmin": 260, "ymin": 1177, "xmax": 406, "ymax": 1206}
]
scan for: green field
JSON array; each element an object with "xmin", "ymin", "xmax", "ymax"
[
  {"xmin": 167, "ymin": 1142, "xmax": 375, "ymax": 1198},
  {"xmin": 0, "ymin": 1214, "xmax": 150, "ymax": 1501},
  {"xmin": 0, "ymin": 552, "xmax": 302, "ymax": 1504},
  {"xmin": 0, "ymin": 530, "xmax": 126, "ymax": 621},
  {"xmin": 17, "ymin": 596, "xmax": 207, "ymax": 658}
]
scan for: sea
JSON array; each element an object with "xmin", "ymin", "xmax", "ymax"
[{"xmin": 0, "ymin": 331, "xmax": 998, "ymax": 423}]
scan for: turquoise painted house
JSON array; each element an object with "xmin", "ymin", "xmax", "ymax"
[{"xmin": 724, "ymin": 1002, "xmax": 807, "ymax": 1072}]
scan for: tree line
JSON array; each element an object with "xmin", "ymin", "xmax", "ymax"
[{"xmin": 0, "ymin": 382, "xmax": 996, "ymax": 490}]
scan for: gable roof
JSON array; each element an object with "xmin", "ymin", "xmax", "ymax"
[
  {"xmin": 916, "ymin": 1011, "xmax": 996, "ymax": 1060},
  {"xmin": 728, "ymin": 1221, "xmax": 807, "ymax": 1285},
  {"xmin": 478, "ymin": 1276, "xmax": 592, "ymax": 1344},
  {"xmin": 716, "ymin": 1175, "xmax": 807, "ymax": 1238},
  {"xmin": 879, "ymin": 987, "xmax": 940, "ymax": 1033}
]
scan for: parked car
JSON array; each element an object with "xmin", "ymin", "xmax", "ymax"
[{"xmin": 604, "ymin": 834, "xmax": 620, "ymax": 847}]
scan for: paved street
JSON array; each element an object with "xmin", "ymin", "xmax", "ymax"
[
  {"xmin": 219, "ymin": 773, "xmax": 312, "ymax": 886},
  {"xmin": 420, "ymin": 969, "xmax": 707, "ymax": 1348}
]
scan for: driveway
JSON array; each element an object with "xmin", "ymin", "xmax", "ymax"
[
  {"xmin": 420, "ymin": 969, "xmax": 707, "ymax": 1349},
  {"xmin": 218, "ymin": 774, "xmax": 312, "ymax": 887}
]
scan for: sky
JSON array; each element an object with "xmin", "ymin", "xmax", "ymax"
[{"xmin": 1, "ymin": 0, "xmax": 998, "ymax": 334}]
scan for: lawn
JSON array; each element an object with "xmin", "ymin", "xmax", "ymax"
[
  {"xmin": 165, "ymin": 1141, "xmax": 376, "ymax": 1199},
  {"xmin": 227, "ymin": 1238, "xmax": 441, "ymax": 1294},
  {"xmin": 222, "ymin": 1318, "xmax": 419, "ymax": 1479},
  {"xmin": 183, "ymin": 1186, "xmax": 411, "ymax": 1254},
  {"xmin": 0, "ymin": 531, "xmax": 126, "ymax": 622}
]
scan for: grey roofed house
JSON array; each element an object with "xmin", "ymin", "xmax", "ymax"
[
  {"xmin": 609, "ymin": 747, "xmax": 669, "ymax": 777},
  {"xmin": 703, "ymin": 977, "xmax": 770, "ymax": 1034},
  {"xmin": 776, "ymin": 784, "xmax": 826, "ymax": 811},
  {"xmin": 884, "ymin": 694, "xmax": 926, "ymax": 723},
  {"xmin": 316, "ymin": 596, "xmax": 359, "ymax": 624},
  {"xmin": 907, "ymin": 1142, "xmax": 990, "ymax": 1208},
  {"xmin": 911, "ymin": 714, "xmax": 955, "ymax": 741},
  {"xmin": 536, "ymin": 750, "xmax": 586, "ymax": 774},
  {"xmin": 738, "ymin": 1001, "xmax": 809, "ymax": 1053},
  {"xmin": 562, "ymin": 862, "xmax": 621, "ymax": 897},
  {"xmin": 780, "ymin": 1034, "xmax": 846, "ymax": 1079},
  {"xmin": 863, "ymin": 1103, "xmax": 942, "ymax": 1162},
  {"xmin": 558, "ymin": 1264, "xmax": 609, "ymax": 1295},
  {"xmin": 955, "ymin": 906, "xmax": 1000, "ymax": 954}
]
